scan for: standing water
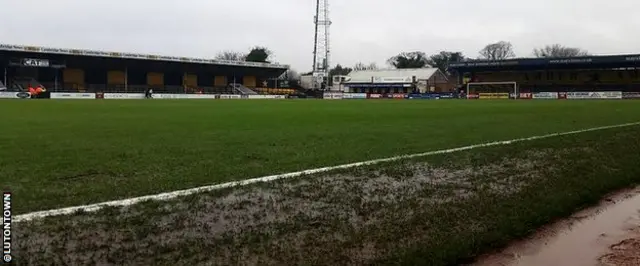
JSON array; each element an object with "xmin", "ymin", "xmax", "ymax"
[{"xmin": 474, "ymin": 187, "xmax": 640, "ymax": 266}]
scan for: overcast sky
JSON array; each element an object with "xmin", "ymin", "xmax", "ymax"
[{"xmin": 2, "ymin": 0, "xmax": 640, "ymax": 71}]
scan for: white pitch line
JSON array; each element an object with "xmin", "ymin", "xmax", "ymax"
[{"xmin": 14, "ymin": 121, "xmax": 640, "ymax": 223}]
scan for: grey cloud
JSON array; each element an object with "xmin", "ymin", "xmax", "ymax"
[{"xmin": 1, "ymin": 0, "xmax": 639, "ymax": 71}]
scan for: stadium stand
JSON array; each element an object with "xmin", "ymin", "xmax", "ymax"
[
  {"xmin": 450, "ymin": 55, "xmax": 640, "ymax": 93},
  {"xmin": 0, "ymin": 44, "xmax": 290, "ymax": 95}
]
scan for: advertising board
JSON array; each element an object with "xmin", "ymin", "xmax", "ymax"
[
  {"xmin": 532, "ymin": 92, "xmax": 558, "ymax": 99},
  {"xmin": 622, "ymin": 92, "xmax": 640, "ymax": 99},
  {"xmin": 368, "ymin": 93, "xmax": 382, "ymax": 99},
  {"xmin": 566, "ymin": 91, "xmax": 623, "ymax": 99},
  {"xmin": 438, "ymin": 93, "xmax": 455, "ymax": 99},
  {"xmin": 247, "ymin": 95, "xmax": 286, "ymax": 99},
  {"xmin": 467, "ymin": 94, "xmax": 479, "ymax": 99},
  {"xmin": 219, "ymin": 94, "xmax": 242, "ymax": 99},
  {"xmin": 0, "ymin": 91, "xmax": 31, "ymax": 99},
  {"xmin": 518, "ymin": 93, "xmax": 532, "ymax": 99},
  {"xmin": 407, "ymin": 93, "xmax": 455, "ymax": 99},
  {"xmin": 558, "ymin": 92, "xmax": 568, "ymax": 99},
  {"xmin": 50, "ymin": 92, "xmax": 95, "ymax": 99},
  {"xmin": 103, "ymin": 93, "xmax": 145, "ymax": 99},
  {"xmin": 153, "ymin": 94, "xmax": 216, "ymax": 99},
  {"xmin": 323, "ymin": 92, "xmax": 343, "ymax": 99},
  {"xmin": 342, "ymin": 93, "xmax": 367, "ymax": 99},
  {"xmin": 478, "ymin": 93, "xmax": 509, "ymax": 99}
]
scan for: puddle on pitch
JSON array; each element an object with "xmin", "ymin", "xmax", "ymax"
[{"xmin": 473, "ymin": 187, "xmax": 640, "ymax": 266}]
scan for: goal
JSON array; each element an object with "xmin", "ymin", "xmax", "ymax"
[{"xmin": 466, "ymin": 81, "xmax": 518, "ymax": 99}]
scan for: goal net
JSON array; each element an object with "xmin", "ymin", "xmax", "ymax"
[{"xmin": 466, "ymin": 82, "xmax": 517, "ymax": 99}]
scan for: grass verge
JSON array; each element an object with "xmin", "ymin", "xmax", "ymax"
[{"xmin": 14, "ymin": 125, "xmax": 640, "ymax": 265}]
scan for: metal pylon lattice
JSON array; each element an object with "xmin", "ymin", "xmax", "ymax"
[{"xmin": 312, "ymin": 0, "xmax": 331, "ymax": 90}]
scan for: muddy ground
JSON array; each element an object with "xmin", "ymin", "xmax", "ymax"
[
  {"xmin": 15, "ymin": 149, "xmax": 556, "ymax": 265},
  {"xmin": 601, "ymin": 231, "xmax": 640, "ymax": 266},
  {"xmin": 474, "ymin": 188, "xmax": 640, "ymax": 266}
]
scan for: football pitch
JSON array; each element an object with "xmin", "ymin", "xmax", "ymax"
[{"xmin": 2, "ymin": 99, "xmax": 640, "ymax": 214}]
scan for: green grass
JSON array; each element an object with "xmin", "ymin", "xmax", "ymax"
[
  {"xmin": 2, "ymin": 99, "xmax": 640, "ymax": 214},
  {"xmin": 15, "ymin": 123, "xmax": 640, "ymax": 265}
]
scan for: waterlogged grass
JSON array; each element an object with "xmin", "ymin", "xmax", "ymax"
[
  {"xmin": 1, "ymin": 99, "xmax": 640, "ymax": 214},
  {"xmin": 14, "ymin": 125, "xmax": 640, "ymax": 265}
]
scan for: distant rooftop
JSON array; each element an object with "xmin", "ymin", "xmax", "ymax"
[{"xmin": 346, "ymin": 68, "xmax": 442, "ymax": 83}]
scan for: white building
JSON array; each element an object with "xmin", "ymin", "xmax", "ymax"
[{"xmin": 341, "ymin": 68, "xmax": 450, "ymax": 94}]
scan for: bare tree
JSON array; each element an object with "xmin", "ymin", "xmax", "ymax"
[
  {"xmin": 353, "ymin": 62, "xmax": 378, "ymax": 71},
  {"xmin": 479, "ymin": 41, "xmax": 516, "ymax": 60},
  {"xmin": 533, "ymin": 44, "xmax": 589, "ymax": 58},
  {"xmin": 215, "ymin": 51, "xmax": 245, "ymax": 61}
]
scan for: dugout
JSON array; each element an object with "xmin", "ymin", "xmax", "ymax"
[
  {"xmin": 449, "ymin": 54, "xmax": 640, "ymax": 94},
  {"xmin": 0, "ymin": 44, "xmax": 288, "ymax": 95}
]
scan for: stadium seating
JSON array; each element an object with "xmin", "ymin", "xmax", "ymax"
[
  {"xmin": 230, "ymin": 83, "xmax": 258, "ymax": 95},
  {"xmin": 242, "ymin": 76, "xmax": 257, "ymax": 88},
  {"xmin": 63, "ymin": 69, "xmax": 85, "ymax": 91},
  {"xmin": 107, "ymin": 71, "xmax": 126, "ymax": 87},
  {"xmin": 214, "ymin": 76, "xmax": 227, "ymax": 87},
  {"xmin": 147, "ymin": 73, "xmax": 164, "ymax": 87},
  {"xmin": 253, "ymin": 88, "xmax": 295, "ymax": 95},
  {"xmin": 183, "ymin": 74, "xmax": 198, "ymax": 89},
  {"xmin": 11, "ymin": 77, "xmax": 45, "ymax": 91}
]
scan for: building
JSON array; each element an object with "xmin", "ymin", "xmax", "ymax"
[
  {"xmin": 0, "ymin": 44, "xmax": 289, "ymax": 95},
  {"xmin": 449, "ymin": 54, "xmax": 640, "ymax": 94},
  {"xmin": 341, "ymin": 68, "xmax": 451, "ymax": 94}
]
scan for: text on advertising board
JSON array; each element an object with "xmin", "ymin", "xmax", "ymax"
[
  {"xmin": 0, "ymin": 92, "xmax": 31, "ymax": 99},
  {"xmin": 566, "ymin": 91, "xmax": 622, "ymax": 99},
  {"xmin": 51, "ymin": 93, "xmax": 96, "ymax": 99},
  {"xmin": 22, "ymin": 58, "xmax": 50, "ymax": 67},
  {"xmin": 532, "ymin": 92, "xmax": 558, "ymax": 99},
  {"xmin": 478, "ymin": 93, "xmax": 509, "ymax": 99},
  {"xmin": 622, "ymin": 92, "xmax": 640, "ymax": 99}
]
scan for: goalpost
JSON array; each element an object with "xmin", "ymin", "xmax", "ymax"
[{"xmin": 466, "ymin": 81, "xmax": 518, "ymax": 99}]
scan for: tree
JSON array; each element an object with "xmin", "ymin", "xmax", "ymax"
[
  {"xmin": 533, "ymin": 44, "xmax": 589, "ymax": 58},
  {"xmin": 425, "ymin": 51, "xmax": 465, "ymax": 75},
  {"xmin": 245, "ymin": 46, "xmax": 272, "ymax": 63},
  {"xmin": 479, "ymin": 41, "xmax": 516, "ymax": 60},
  {"xmin": 387, "ymin": 52, "xmax": 429, "ymax": 69},
  {"xmin": 327, "ymin": 64, "xmax": 353, "ymax": 85},
  {"xmin": 215, "ymin": 51, "xmax": 245, "ymax": 61},
  {"xmin": 329, "ymin": 64, "xmax": 353, "ymax": 76},
  {"xmin": 353, "ymin": 62, "xmax": 378, "ymax": 71}
]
